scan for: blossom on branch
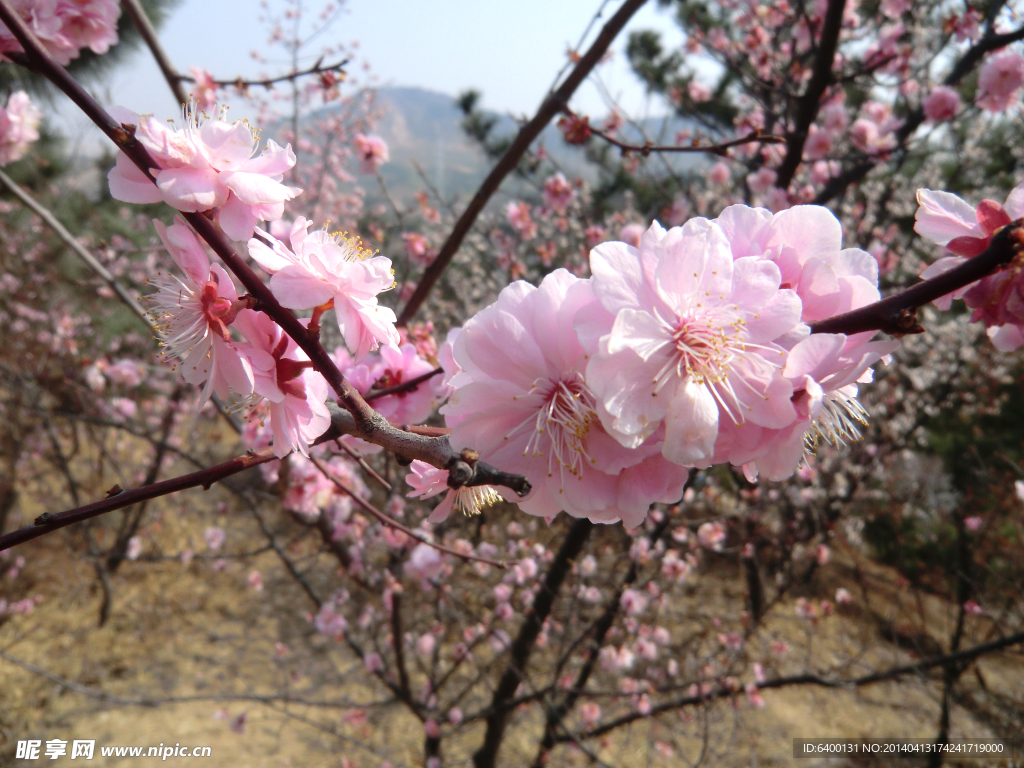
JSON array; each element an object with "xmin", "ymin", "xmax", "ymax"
[
  {"xmin": 248, "ymin": 217, "xmax": 400, "ymax": 360},
  {"xmin": 0, "ymin": 0, "xmax": 120, "ymax": 66},
  {"xmin": 233, "ymin": 309, "xmax": 331, "ymax": 458},
  {"xmin": 354, "ymin": 133, "xmax": 388, "ymax": 173},
  {"xmin": 146, "ymin": 217, "xmax": 254, "ymax": 406},
  {"xmin": 442, "ymin": 269, "xmax": 686, "ymax": 527},
  {"xmin": 405, "ymin": 460, "xmax": 501, "ymax": 523},
  {"xmin": 975, "ymin": 49, "xmax": 1024, "ymax": 113},
  {"xmin": 915, "ymin": 183, "xmax": 1024, "ymax": 350},
  {"xmin": 107, "ymin": 107, "xmax": 301, "ymax": 240}
]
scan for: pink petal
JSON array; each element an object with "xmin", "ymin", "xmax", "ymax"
[
  {"xmin": 662, "ymin": 380, "xmax": 719, "ymax": 464},
  {"xmin": 914, "ymin": 188, "xmax": 983, "ymax": 245},
  {"xmin": 218, "ymin": 194, "xmax": 258, "ymax": 241},
  {"xmin": 155, "ymin": 167, "xmax": 228, "ymax": 212},
  {"xmin": 108, "ymin": 152, "xmax": 161, "ymax": 204},
  {"xmin": 220, "ymin": 170, "xmax": 302, "ymax": 205},
  {"xmin": 270, "ymin": 266, "xmax": 335, "ymax": 309}
]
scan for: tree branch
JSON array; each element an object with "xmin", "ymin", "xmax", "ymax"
[
  {"xmin": 0, "ymin": 0, "xmax": 529, "ymax": 492},
  {"xmin": 586, "ymin": 120, "xmax": 785, "ymax": 158},
  {"xmin": 558, "ymin": 629, "xmax": 1024, "ymax": 742},
  {"xmin": 472, "ymin": 517, "xmax": 594, "ymax": 768},
  {"xmin": 120, "ymin": 0, "xmax": 189, "ymax": 106},
  {"xmin": 396, "ymin": 0, "xmax": 649, "ymax": 326},
  {"xmin": 809, "ymin": 221, "xmax": 1024, "ymax": 336},
  {"xmin": 774, "ymin": 0, "xmax": 846, "ymax": 190}
]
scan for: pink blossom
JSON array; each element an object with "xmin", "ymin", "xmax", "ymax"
[
  {"xmin": 816, "ymin": 543, "xmax": 830, "ymax": 565},
  {"xmin": 618, "ymin": 223, "xmax": 645, "ymax": 247},
  {"xmin": 247, "ymin": 570, "xmax": 264, "ymax": 591},
  {"xmin": 709, "ymin": 161, "xmax": 731, "ymax": 185},
  {"xmin": 803, "ymin": 124, "xmax": 831, "ymax": 160},
  {"xmin": 1016, "ymin": 480, "xmax": 1024, "ymax": 502},
  {"xmin": 746, "ymin": 167, "xmax": 778, "ymax": 195},
  {"xmin": 746, "ymin": 683, "xmax": 766, "ymax": 707},
  {"xmin": 248, "ymin": 218, "xmax": 399, "ymax": 359},
  {"xmin": 915, "ymin": 183, "xmax": 1024, "ymax": 348},
  {"xmin": 620, "ymin": 588, "xmax": 648, "ymax": 616},
  {"xmin": 232, "ymin": 309, "xmax": 331, "ymax": 458},
  {"xmin": 314, "ymin": 600, "xmax": 347, "ymax": 638},
  {"xmin": 354, "ymin": 133, "xmax": 389, "ymax": 173},
  {"xmin": 835, "ymin": 587, "xmax": 852, "ymax": 604},
  {"xmin": 963, "ymin": 599, "xmax": 983, "ymax": 615},
  {"xmin": 542, "ymin": 173, "xmax": 576, "ymax": 213},
  {"xmin": 416, "ymin": 633, "xmax": 436, "ymax": 657},
  {"xmin": 579, "ymin": 554, "xmax": 597, "ymax": 576},
  {"xmin": 363, "ymin": 652, "xmax": 383, "ymax": 673},
  {"xmin": 0, "ymin": 91, "xmax": 41, "ymax": 166},
  {"xmin": 950, "ymin": 10, "xmax": 982, "ymax": 42},
  {"xmin": 147, "ymin": 218, "xmax": 254, "ymax": 405},
  {"xmin": 189, "ymin": 67, "xmax": 219, "ymax": 112},
  {"xmin": 448, "ymin": 708, "xmax": 463, "ymax": 725},
  {"xmin": 976, "ymin": 50, "xmax": 1024, "ymax": 113},
  {"xmin": 880, "ymin": 0, "xmax": 910, "ymax": 17},
  {"xmin": 964, "ymin": 516, "xmax": 982, "ymax": 531},
  {"xmin": 442, "ymin": 269, "xmax": 687, "ymax": 527},
  {"xmin": 688, "ymin": 81, "xmax": 712, "ymax": 102},
  {"xmin": 922, "ymin": 86, "xmax": 961, "ymax": 123},
  {"xmin": 506, "ymin": 201, "xmax": 537, "ymax": 240},
  {"xmin": 698, "ymin": 522, "xmax": 726, "ymax": 551},
  {"xmin": 104, "ymin": 358, "xmax": 145, "ymax": 387},
  {"xmin": 126, "ymin": 535, "xmax": 142, "ymax": 561},
  {"xmin": 369, "ymin": 343, "xmax": 437, "ymax": 425},
  {"xmin": 405, "ymin": 542, "xmax": 444, "ymax": 583},
  {"xmin": 580, "ymin": 702, "xmax": 601, "ymax": 727},
  {"xmin": 401, "ymin": 232, "xmax": 434, "ymax": 267},
  {"xmin": 405, "ymin": 460, "xmax": 501, "ymax": 522},
  {"xmin": 107, "ymin": 108, "xmax": 301, "ymax": 240},
  {"xmin": 0, "ymin": 0, "xmax": 119, "ymax": 66},
  {"xmin": 204, "ymin": 526, "xmax": 225, "ymax": 551},
  {"xmin": 578, "ymin": 220, "xmax": 802, "ymax": 466}
]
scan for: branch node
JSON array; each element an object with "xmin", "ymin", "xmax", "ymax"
[{"xmin": 105, "ymin": 484, "xmax": 123, "ymax": 498}]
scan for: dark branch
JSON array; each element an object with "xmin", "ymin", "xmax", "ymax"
[
  {"xmin": 175, "ymin": 57, "xmax": 349, "ymax": 90},
  {"xmin": 365, "ymin": 367, "xmax": 443, "ymax": 402},
  {"xmin": 587, "ymin": 120, "xmax": 785, "ymax": 158},
  {"xmin": 774, "ymin": 0, "xmax": 846, "ymax": 190},
  {"xmin": 396, "ymin": 0, "xmax": 649, "ymax": 326},
  {"xmin": 810, "ymin": 221, "xmax": 1024, "ymax": 336}
]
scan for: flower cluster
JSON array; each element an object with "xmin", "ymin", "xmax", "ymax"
[
  {"xmin": 433, "ymin": 206, "xmax": 895, "ymax": 526},
  {"xmin": 0, "ymin": 91, "xmax": 41, "ymax": 166},
  {"xmin": 0, "ymin": 0, "xmax": 120, "ymax": 66},
  {"xmin": 108, "ymin": 107, "xmax": 301, "ymax": 240},
  {"xmin": 915, "ymin": 182, "xmax": 1024, "ymax": 350}
]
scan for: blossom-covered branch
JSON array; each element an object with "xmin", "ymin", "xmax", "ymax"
[
  {"xmin": 0, "ymin": 0, "xmax": 531, "ymax": 494},
  {"xmin": 810, "ymin": 220, "xmax": 1024, "ymax": 336}
]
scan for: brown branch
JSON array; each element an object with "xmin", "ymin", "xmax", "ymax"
[
  {"xmin": 0, "ymin": 0, "xmax": 528, "ymax": 494},
  {"xmin": 587, "ymin": 121, "xmax": 785, "ymax": 158},
  {"xmin": 809, "ymin": 221, "xmax": 1024, "ymax": 336},
  {"xmin": 472, "ymin": 517, "xmax": 594, "ymax": 768},
  {"xmin": 774, "ymin": 0, "xmax": 846, "ymax": 190},
  {"xmin": 175, "ymin": 56, "xmax": 349, "ymax": 90},
  {"xmin": 396, "ymin": 0, "xmax": 649, "ymax": 326},
  {"xmin": 0, "ymin": 402, "xmax": 526, "ymax": 554},
  {"xmin": 120, "ymin": 0, "xmax": 189, "ymax": 106},
  {"xmin": 365, "ymin": 367, "xmax": 443, "ymax": 402},
  {"xmin": 558, "ymin": 629, "xmax": 1024, "ymax": 743},
  {"xmin": 390, "ymin": 592, "xmax": 414, "ymax": 707}
]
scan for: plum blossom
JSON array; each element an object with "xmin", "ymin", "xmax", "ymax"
[
  {"xmin": 146, "ymin": 218, "xmax": 254, "ymax": 405},
  {"xmin": 405, "ymin": 460, "xmax": 501, "ymax": 523},
  {"xmin": 204, "ymin": 526, "xmax": 225, "ymax": 551},
  {"xmin": 189, "ymin": 67, "xmax": 219, "ymax": 112},
  {"xmin": 698, "ymin": 521, "xmax": 726, "ymax": 551},
  {"xmin": 0, "ymin": 91, "xmax": 41, "ymax": 166},
  {"xmin": 975, "ymin": 50, "xmax": 1024, "ymax": 113},
  {"xmin": 688, "ymin": 81, "xmax": 711, "ymax": 102},
  {"xmin": 369, "ymin": 343, "xmax": 437, "ymax": 425},
  {"xmin": 577, "ymin": 220, "xmax": 803, "ymax": 467},
  {"xmin": 915, "ymin": 183, "xmax": 1024, "ymax": 350},
  {"xmin": 248, "ymin": 217, "xmax": 399, "ymax": 359},
  {"xmin": 922, "ymin": 86, "xmax": 961, "ymax": 123},
  {"xmin": 405, "ymin": 543, "xmax": 444, "ymax": 583},
  {"xmin": 506, "ymin": 201, "xmax": 537, "ymax": 240},
  {"xmin": 232, "ymin": 309, "xmax": 331, "ymax": 457},
  {"xmin": 401, "ymin": 232, "xmax": 434, "ymax": 267},
  {"xmin": 442, "ymin": 269, "xmax": 688, "ymax": 527},
  {"xmin": 542, "ymin": 173, "xmax": 575, "ymax": 213},
  {"xmin": 0, "ymin": 0, "xmax": 120, "ymax": 66},
  {"xmin": 354, "ymin": 133, "xmax": 389, "ymax": 173},
  {"xmin": 107, "ymin": 107, "xmax": 301, "ymax": 240},
  {"xmin": 618, "ymin": 223, "xmax": 645, "ymax": 247}
]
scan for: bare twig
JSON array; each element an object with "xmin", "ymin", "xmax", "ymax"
[
  {"xmin": 120, "ymin": 0, "xmax": 189, "ymax": 105},
  {"xmin": 176, "ymin": 57, "xmax": 349, "ymax": 90},
  {"xmin": 365, "ymin": 367, "xmax": 443, "ymax": 402},
  {"xmin": 396, "ymin": 0, "xmax": 649, "ymax": 326},
  {"xmin": 585, "ymin": 119, "xmax": 785, "ymax": 158}
]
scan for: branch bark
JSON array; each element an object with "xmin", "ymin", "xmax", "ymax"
[
  {"xmin": 773, "ymin": 0, "xmax": 846, "ymax": 190},
  {"xmin": 396, "ymin": 0, "xmax": 649, "ymax": 326}
]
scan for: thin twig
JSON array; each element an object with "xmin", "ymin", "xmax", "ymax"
[
  {"xmin": 309, "ymin": 456, "xmax": 510, "ymax": 569},
  {"xmin": 120, "ymin": 0, "xmax": 189, "ymax": 105},
  {"xmin": 586, "ymin": 119, "xmax": 785, "ymax": 158},
  {"xmin": 365, "ymin": 367, "xmax": 443, "ymax": 402},
  {"xmin": 176, "ymin": 57, "xmax": 349, "ymax": 90}
]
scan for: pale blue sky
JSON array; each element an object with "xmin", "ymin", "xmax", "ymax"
[{"xmin": 57, "ymin": 0, "xmax": 686, "ymax": 151}]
